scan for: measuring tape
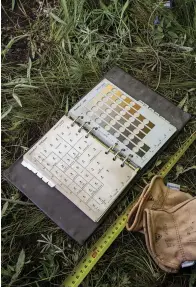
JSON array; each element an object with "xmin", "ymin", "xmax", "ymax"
[{"xmin": 62, "ymin": 132, "xmax": 196, "ymax": 287}]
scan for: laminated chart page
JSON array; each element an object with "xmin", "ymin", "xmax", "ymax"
[
  {"xmin": 69, "ymin": 79, "xmax": 177, "ymax": 169},
  {"xmin": 22, "ymin": 116, "xmax": 137, "ymax": 222}
]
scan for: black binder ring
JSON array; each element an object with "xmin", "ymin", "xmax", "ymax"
[
  {"xmin": 78, "ymin": 121, "xmax": 90, "ymax": 133},
  {"xmin": 71, "ymin": 116, "xmax": 83, "ymax": 127},
  {"xmin": 121, "ymin": 154, "xmax": 132, "ymax": 167},
  {"xmin": 105, "ymin": 143, "xmax": 118, "ymax": 154},
  {"xmin": 113, "ymin": 149, "xmax": 125, "ymax": 161},
  {"xmin": 85, "ymin": 126, "xmax": 98, "ymax": 138}
]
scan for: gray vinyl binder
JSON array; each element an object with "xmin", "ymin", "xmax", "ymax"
[{"xmin": 4, "ymin": 67, "xmax": 191, "ymax": 245}]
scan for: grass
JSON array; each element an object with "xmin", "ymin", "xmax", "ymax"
[{"xmin": 1, "ymin": 0, "xmax": 196, "ymax": 286}]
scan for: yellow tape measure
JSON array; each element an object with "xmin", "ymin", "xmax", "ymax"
[{"xmin": 63, "ymin": 132, "xmax": 196, "ymax": 287}]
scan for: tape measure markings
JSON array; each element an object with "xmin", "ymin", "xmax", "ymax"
[
  {"xmin": 63, "ymin": 132, "xmax": 196, "ymax": 287},
  {"xmin": 159, "ymin": 133, "xmax": 196, "ymax": 177}
]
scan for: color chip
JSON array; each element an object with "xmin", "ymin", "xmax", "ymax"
[{"xmin": 85, "ymin": 83, "xmax": 155, "ymax": 158}]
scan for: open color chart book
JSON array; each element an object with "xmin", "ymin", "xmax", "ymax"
[{"xmin": 22, "ymin": 78, "xmax": 177, "ymax": 222}]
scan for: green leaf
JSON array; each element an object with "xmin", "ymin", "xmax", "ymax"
[
  {"xmin": 14, "ymin": 84, "xmax": 38, "ymax": 89},
  {"xmin": 15, "ymin": 249, "xmax": 25, "ymax": 276},
  {"xmin": 61, "ymin": 0, "xmax": 69, "ymax": 20},
  {"xmin": 155, "ymin": 160, "xmax": 162, "ymax": 167},
  {"xmin": 8, "ymin": 265, "xmax": 15, "ymax": 272},
  {"xmin": 1, "ymin": 201, "xmax": 9, "ymax": 217},
  {"xmin": 135, "ymin": 47, "xmax": 145, "ymax": 53},
  {"xmin": 151, "ymin": 62, "xmax": 157, "ymax": 72},
  {"xmin": 168, "ymin": 31, "xmax": 179, "ymax": 39},
  {"xmin": 1, "ymin": 35, "xmax": 28, "ymax": 57},
  {"xmin": 27, "ymin": 57, "xmax": 32, "ymax": 80},
  {"xmin": 160, "ymin": 18, "xmax": 164, "ymax": 28},
  {"xmin": 154, "ymin": 33, "xmax": 164, "ymax": 40},
  {"xmin": 1, "ymin": 267, "xmax": 12, "ymax": 277},
  {"xmin": 13, "ymin": 93, "xmax": 22, "ymax": 107},
  {"xmin": 176, "ymin": 164, "xmax": 184, "ymax": 174},
  {"xmin": 65, "ymin": 95, "xmax": 69, "ymax": 115},
  {"xmin": 147, "ymin": 171, "xmax": 155, "ymax": 179},
  {"xmin": 166, "ymin": 21, "xmax": 172, "ymax": 28},
  {"xmin": 183, "ymin": 104, "xmax": 188, "ymax": 112},
  {"xmin": 100, "ymin": 0, "xmax": 108, "ymax": 11},
  {"xmin": 1, "ymin": 105, "xmax": 13, "ymax": 120},
  {"xmin": 157, "ymin": 26, "xmax": 163, "ymax": 33},
  {"xmin": 2, "ymin": 78, "xmax": 28, "ymax": 86},
  {"xmin": 30, "ymin": 40, "xmax": 37, "ymax": 59},
  {"xmin": 120, "ymin": 0, "xmax": 129, "ymax": 19},
  {"xmin": 50, "ymin": 12, "xmax": 66, "ymax": 25},
  {"xmin": 178, "ymin": 94, "xmax": 188, "ymax": 109},
  {"xmin": 9, "ymin": 249, "xmax": 25, "ymax": 286},
  {"xmin": 12, "ymin": 0, "xmax": 16, "ymax": 10}
]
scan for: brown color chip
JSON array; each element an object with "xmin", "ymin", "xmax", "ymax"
[
  {"xmin": 138, "ymin": 114, "xmax": 145, "ymax": 122},
  {"xmin": 119, "ymin": 102, "xmax": 126, "ymax": 108},
  {"xmin": 114, "ymin": 106, "xmax": 121, "ymax": 113},
  {"xmin": 138, "ymin": 132, "xmax": 145, "ymax": 139},
  {"xmin": 106, "ymin": 84, "xmax": 113, "ymax": 90},
  {"xmin": 123, "ymin": 113, "xmax": 130, "ymax": 120},
  {"xmin": 133, "ymin": 103, "xmax": 141, "ymax": 110},
  {"xmin": 124, "ymin": 97, "xmax": 131, "ymax": 104},
  {"xmin": 143, "ymin": 126, "xmax": 151, "ymax": 134},
  {"xmin": 111, "ymin": 95, "xmax": 118, "ymax": 102},
  {"xmin": 129, "ymin": 108, "xmax": 135, "ymax": 115},
  {"xmin": 116, "ymin": 90, "xmax": 122, "ymax": 97},
  {"xmin": 147, "ymin": 122, "xmax": 155, "ymax": 129}
]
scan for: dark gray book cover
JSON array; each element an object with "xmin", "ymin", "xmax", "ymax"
[{"xmin": 4, "ymin": 67, "xmax": 191, "ymax": 245}]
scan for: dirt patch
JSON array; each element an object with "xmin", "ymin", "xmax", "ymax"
[
  {"xmin": 1, "ymin": 0, "xmax": 57, "ymax": 64},
  {"xmin": 1, "ymin": 0, "xmax": 37, "ymax": 63}
]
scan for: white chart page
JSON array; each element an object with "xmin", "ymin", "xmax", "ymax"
[{"xmin": 22, "ymin": 116, "xmax": 137, "ymax": 222}]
